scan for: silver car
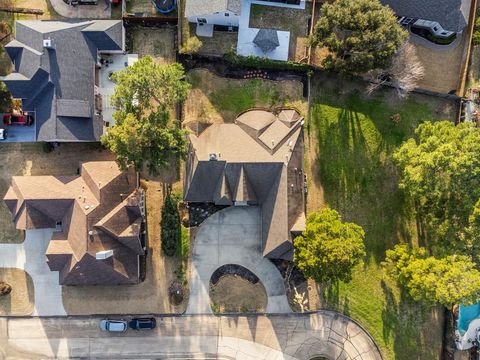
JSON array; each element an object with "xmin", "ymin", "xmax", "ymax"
[{"xmin": 99, "ymin": 319, "xmax": 128, "ymax": 332}]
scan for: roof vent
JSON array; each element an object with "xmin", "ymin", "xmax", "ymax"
[
  {"xmin": 209, "ymin": 153, "xmax": 217, "ymax": 161},
  {"xmin": 43, "ymin": 39, "xmax": 55, "ymax": 50},
  {"xmin": 96, "ymin": 250, "xmax": 113, "ymax": 260}
]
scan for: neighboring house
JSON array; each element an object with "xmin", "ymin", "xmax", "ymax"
[
  {"xmin": 185, "ymin": 0, "xmax": 241, "ymax": 29},
  {"xmin": 1, "ymin": 20, "xmax": 135, "ymax": 142},
  {"xmin": 380, "ymin": 0, "xmax": 471, "ymax": 33},
  {"xmin": 184, "ymin": 109, "xmax": 305, "ymax": 260},
  {"xmin": 3, "ymin": 161, "xmax": 146, "ymax": 286}
]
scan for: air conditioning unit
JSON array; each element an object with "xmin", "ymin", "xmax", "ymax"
[
  {"xmin": 209, "ymin": 153, "xmax": 217, "ymax": 161},
  {"xmin": 96, "ymin": 250, "xmax": 113, "ymax": 260}
]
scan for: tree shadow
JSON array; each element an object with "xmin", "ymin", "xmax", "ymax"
[{"xmin": 311, "ymin": 91, "xmax": 418, "ymax": 263}]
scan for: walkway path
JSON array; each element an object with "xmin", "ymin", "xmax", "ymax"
[
  {"xmin": 0, "ymin": 229, "xmax": 66, "ymax": 316},
  {"xmin": 1, "ymin": 313, "xmax": 383, "ymax": 359},
  {"xmin": 48, "ymin": 0, "xmax": 111, "ymax": 18},
  {"xmin": 187, "ymin": 206, "xmax": 291, "ymax": 314}
]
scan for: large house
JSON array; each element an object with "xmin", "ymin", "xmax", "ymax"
[
  {"xmin": 381, "ymin": 0, "xmax": 471, "ymax": 33},
  {"xmin": 184, "ymin": 109, "xmax": 305, "ymax": 260},
  {"xmin": 1, "ymin": 20, "xmax": 136, "ymax": 142},
  {"xmin": 3, "ymin": 161, "xmax": 146, "ymax": 286}
]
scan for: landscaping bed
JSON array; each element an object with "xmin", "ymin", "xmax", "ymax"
[
  {"xmin": 305, "ymin": 72, "xmax": 457, "ymax": 360},
  {"xmin": 210, "ymin": 265, "xmax": 267, "ymax": 313}
]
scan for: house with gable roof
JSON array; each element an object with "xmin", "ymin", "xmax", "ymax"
[
  {"xmin": 3, "ymin": 161, "xmax": 146, "ymax": 286},
  {"xmin": 184, "ymin": 109, "xmax": 305, "ymax": 260},
  {"xmin": 1, "ymin": 20, "xmax": 137, "ymax": 142}
]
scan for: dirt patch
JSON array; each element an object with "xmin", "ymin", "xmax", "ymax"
[
  {"xmin": 210, "ymin": 275, "xmax": 267, "ymax": 313},
  {"xmin": 62, "ymin": 179, "xmax": 188, "ymax": 315},
  {"xmin": 128, "ymin": 26, "xmax": 176, "ymax": 64},
  {"xmin": 0, "ymin": 143, "xmax": 114, "ymax": 244},
  {"xmin": 184, "ymin": 68, "xmax": 307, "ymax": 124},
  {"xmin": 0, "ymin": 268, "xmax": 34, "ymax": 316},
  {"xmin": 188, "ymin": 23, "xmax": 238, "ymax": 57}
]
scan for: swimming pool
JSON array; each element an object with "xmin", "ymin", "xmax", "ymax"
[{"xmin": 458, "ymin": 302, "xmax": 480, "ymax": 334}]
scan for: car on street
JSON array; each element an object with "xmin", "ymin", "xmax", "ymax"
[
  {"xmin": 129, "ymin": 317, "xmax": 157, "ymax": 330},
  {"xmin": 99, "ymin": 319, "xmax": 128, "ymax": 332}
]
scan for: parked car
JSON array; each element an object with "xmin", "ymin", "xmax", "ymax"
[
  {"xmin": 129, "ymin": 317, "xmax": 157, "ymax": 330},
  {"xmin": 99, "ymin": 319, "xmax": 128, "ymax": 332},
  {"xmin": 3, "ymin": 113, "xmax": 34, "ymax": 126}
]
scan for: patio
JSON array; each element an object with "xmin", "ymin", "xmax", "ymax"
[
  {"xmin": 0, "ymin": 112, "xmax": 35, "ymax": 142},
  {"xmin": 96, "ymin": 53, "xmax": 139, "ymax": 128}
]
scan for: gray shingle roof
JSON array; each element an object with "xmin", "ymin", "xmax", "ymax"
[
  {"xmin": 253, "ymin": 29, "xmax": 280, "ymax": 53},
  {"xmin": 185, "ymin": 0, "xmax": 241, "ymax": 17},
  {"xmin": 1, "ymin": 20, "xmax": 124, "ymax": 142},
  {"xmin": 380, "ymin": 0, "xmax": 472, "ymax": 32}
]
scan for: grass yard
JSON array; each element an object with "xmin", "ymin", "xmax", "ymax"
[
  {"xmin": 184, "ymin": 69, "xmax": 307, "ymax": 124},
  {"xmin": 306, "ymin": 73, "xmax": 457, "ymax": 360},
  {"xmin": 0, "ymin": 268, "xmax": 34, "ymax": 316},
  {"xmin": 127, "ymin": 26, "xmax": 176, "ymax": 64}
]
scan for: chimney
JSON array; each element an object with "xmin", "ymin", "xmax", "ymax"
[{"xmin": 43, "ymin": 38, "xmax": 55, "ymax": 50}]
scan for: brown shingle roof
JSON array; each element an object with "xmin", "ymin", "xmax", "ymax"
[{"xmin": 4, "ymin": 161, "xmax": 144, "ymax": 286}]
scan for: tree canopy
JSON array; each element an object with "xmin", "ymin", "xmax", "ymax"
[
  {"xmin": 393, "ymin": 121, "xmax": 480, "ymax": 257},
  {"xmin": 294, "ymin": 208, "xmax": 366, "ymax": 284},
  {"xmin": 384, "ymin": 244, "xmax": 480, "ymax": 308},
  {"xmin": 310, "ymin": 0, "xmax": 407, "ymax": 75},
  {"xmin": 101, "ymin": 56, "xmax": 191, "ymax": 176}
]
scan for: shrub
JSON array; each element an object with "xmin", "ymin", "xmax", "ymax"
[
  {"xmin": 224, "ymin": 51, "xmax": 312, "ymax": 73},
  {"xmin": 0, "ymin": 282, "xmax": 12, "ymax": 296},
  {"xmin": 161, "ymin": 193, "xmax": 181, "ymax": 256},
  {"xmin": 180, "ymin": 36, "xmax": 203, "ymax": 55}
]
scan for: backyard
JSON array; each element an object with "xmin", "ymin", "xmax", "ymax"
[
  {"xmin": 305, "ymin": 72, "xmax": 457, "ymax": 360},
  {"xmin": 127, "ymin": 26, "xmax": 176, "ymax": 64},
  {"xmin": 184, "ymin": 69, "xmax": 307, "ymax": 124},
  {"xmin": 249, "ymin": 3, "xmax": 313, "ymax": 62}
]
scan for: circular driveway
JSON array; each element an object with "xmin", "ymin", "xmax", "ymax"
[{"xmin": 187, "ymin": 206, "xmax": 291, "ymax": 314}]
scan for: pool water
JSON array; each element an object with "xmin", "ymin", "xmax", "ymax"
[{"xmin": 458, "ymin": 302, "xmax": 480, "ymax": 334}]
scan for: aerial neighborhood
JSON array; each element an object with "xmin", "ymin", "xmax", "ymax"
[{"xmin": 0, "ymin": 0, "xmax": 480, "ymax": 359}]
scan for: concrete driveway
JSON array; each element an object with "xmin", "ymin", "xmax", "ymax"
[
  {"xmin": 0, "ymin": 313, "xmax": 383, "ymax": 359},
  {"xmin": 0, "ymin": 229, "xmax": 66, "ymax": 316},
  {"xmin": 187, "ymin": 206, "xmax": 291, "ymax": 314}
]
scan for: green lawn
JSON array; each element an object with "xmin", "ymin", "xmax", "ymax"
[{"xmin": 309, "ymin": 80, "xmax": 455, "ymax": 360}]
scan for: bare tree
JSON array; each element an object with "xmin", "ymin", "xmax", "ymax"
[{"xmin": 367, "ymin": 42, "xmax": 424, "ymax": 99}]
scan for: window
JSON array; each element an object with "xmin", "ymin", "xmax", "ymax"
[{"xmin": 197, "ymin": 18, "xmax": 207, "ymax": 24}]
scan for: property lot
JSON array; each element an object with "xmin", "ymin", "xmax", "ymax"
[
  {"xmin": 305, "ymin": 72, "xmax": 457, "ymax": 360},
  {"xmin": 128, "ymin": 26, "xmax": 177, "ymax": 64},
  {"xmin": 184, "ymin": 68, "xmax": 307, "ymax": 124},
  {"xmin": 249, "ymin": 3, "xmax": 313, "ymax": 62},
  {"xmin": 62, "ymin": 179, "xmax": 187, "ymax": 315}
]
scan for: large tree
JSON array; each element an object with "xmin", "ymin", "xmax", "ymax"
[
  {"xmin": 384, "ymin": 244, "xmax": 480, "ymax": 308},
  {"xmin": 294, "ymin": 208, "xmax": 366, "ymax": 284},
  {"xmin": 393, "ymin": 121, "xmax": 480, "ymax": 257},
  {"xmin": 102, "ymin": 56, "xmax": 191, "ymax": 175},
  {"xmin": 310, "ymin": 0, "xmax": 408, "ymax": 75}
]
